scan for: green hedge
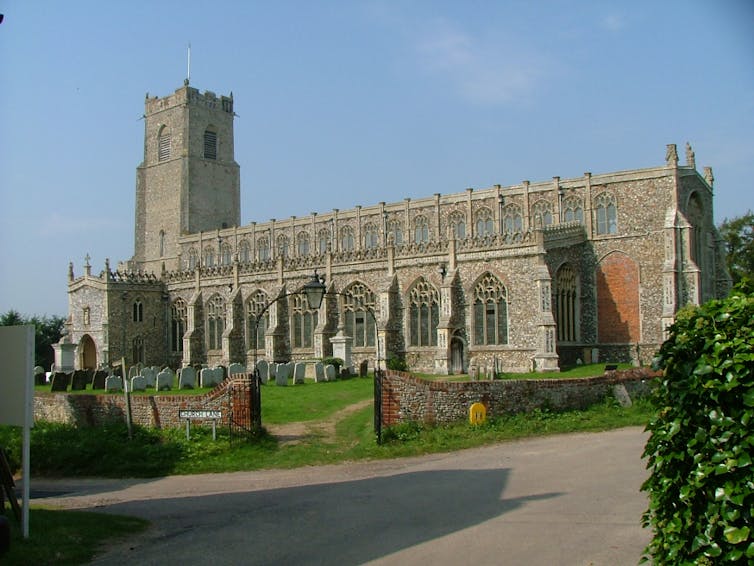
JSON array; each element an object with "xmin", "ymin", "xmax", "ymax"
[{"xmin": 642, "ymin": 284, "xmax": 754, "ymax": 564}]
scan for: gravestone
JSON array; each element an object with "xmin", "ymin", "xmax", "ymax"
[
  {"xmin": 179, "ymin": 366, "xmax": 196, "ymax": 389},
  {"xmin": 34, "ymin": 366, "xmax": 46, "ymax": 385},
  {"xmin": 131, "ymin": 375, "xmax": 146, "ymax": 391},
  {"xmin": 293, "ymin": 363, "xmax": 306, "ymax": 384},
  {"xmin": 105, "ymin": 375, "xmax": 123, "ymax": 392},
  {"xmin": 141, "ymin": 367, "xmax": 157, "ymax": 388},
  {"xmin": 359, "ymin": 360, "xmax": 369, "ymax": 377},
  {"xmin": 314, "ymin": 362, "xmax": 325, "ymax": 383},
  {"xmin": 201, "ymin": 367, "xmax": 222, "ymax": 388},
  {"xmin": 256, "ymin": 359, "xmax": 269, "ymax": 384},
  {"xmin": 71, "ymin": 370, "xmax": 89, "ymax": 391},
  {"xmin": 269, "ymin": 363, "xmax": 277, "ymax": 379},
  {"xmin": 156, "ymin": 369, "xmax": 173, "ymax": 391},
  {"xmin": 228, "ymin": 362, "xmax": 245, "ymax": 376},
  {"xmin": 50, "ymin": 372, "xmax": 70, "ymax": 392},
  {"xmin": 325, "ymin": 364, "xmax": 336, "ymax": 382},
  {"xmin": 128, "ymin": 365, "xmax": 140, "ymax": 379},
  {"xmin": 92, "ymin": 370, "xmax": 108, "ymax": 390},
  {"xmin": 275, "ymin": 363, "xmax": 290, "ymax": 386}
]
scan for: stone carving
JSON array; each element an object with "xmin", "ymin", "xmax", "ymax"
[{"xmin": 665, "ymin": 143, "xmax": 678, "ymax": 167}]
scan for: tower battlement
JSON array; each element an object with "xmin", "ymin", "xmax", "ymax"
[{"xmin": 145, "ymin": 85, "xmax": 233, "ymax": 115}]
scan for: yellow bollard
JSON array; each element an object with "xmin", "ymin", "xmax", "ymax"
[{"xmin": 469, "ymin": 402, "xmax": 487, "ymax": 425}]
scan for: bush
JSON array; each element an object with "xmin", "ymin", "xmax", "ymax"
[
  {"xmin": 321, "ymin": 357, "xmax": 344, "ymax": 374},
  {"xmin": 386, "ymin": 355, "xmax": 408, "ymax": 372},
  {"xmin": 641, "ymin": 284, "xmax": 754, "ymax": 564}
]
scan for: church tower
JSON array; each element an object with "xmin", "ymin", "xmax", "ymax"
[{"xmin": 133, "ymin": 81, "xmax": 240, "ymax": 273}]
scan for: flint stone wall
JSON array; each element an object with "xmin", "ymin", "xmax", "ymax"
[{"xmin": 380, "ymin": 368, "xmax": 658, "ymax": 427}]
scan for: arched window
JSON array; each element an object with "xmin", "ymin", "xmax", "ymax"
[
  {"xmin": 277, "ymin": 235, "xmax": 289, "ymax": 259},
  {"xmin": 291, "ymin": 294, "xmax": 318, "ymax": 349},
  {"xmin": 132, "ymin": 299, "xmax": 143, "ymax": 323},
  {"xmin": 203, "ymin": 128, "xmax": 217, "ymax": 160},
  {"xmin": 206, "ymin": 294, "xmax": 225, "ymax": 350},
  {"xmin": 246, "ymin": 291, "xmax": 269, "ymax": 351},
  {"xmin": 257, "ymin": 236, "xmax": 270, "ymax": 261},
  {"xmin": 187, "ymin": 248, "xmax": 198, "ymax": 270},
  {"xmin": 687, "ymin": 193, "xmax": 705, "ymax": 265},
  {"xmin": 171, "ymin": 299, "xmax": 187, "ymax": 353},
  {"xmin": 343, "ymin": 282, "xmax": 376, "ymax": 347},
  {"xmin": 239, "ymin": 240, "xmax": 251, "ymax": 263},
  {"xmin": 83, "ymin": 307, "xmax": 90, "ymax": 327},
  {"xmin": 157, "ymin": 127, "xmax": 171, "ymax": 162},
  {"xmin": 220, "ymin": 243, "xmax": 232, "ymax": 266},
  {"xmin": 414, "ymin": 215, "xmax": 430, "ymax": 244},
  {"xmin": 473, "ymin": 273, "xmax": 508, "ymax": 345},
  {"xmin": 340, "ymin": 226, "xmax": 355, "ymax": 252},
  {"xmin": 475, "ymin": 207, "xmax": 494, "ymax": 237},
  {"xmin": 204, "ymin": 247, "xmax": 215, "ymax": 267},
  {"xmin": 448, "ymin": 211, "xmax": 466, "ymax": 239},
  {"xmin": 297, "ymin": 232, "xmax": 310, "ymax": 256},
  {"xmin": 317, "ymin": 228, "xmax": 331, "ymax": 254},
  {"xmin": 555, "ymin": 264, "xmax": 578, "ymax": 342},
  {"xmin": 364, "ymin": 223, "xmax": 379, "ymax": 249},
  {"xmin": 502, "ymin": 204, "xmax": 523, "ymax": 235},
  {"xmin": 531, "ymin": 200, "xmax": 554, "ymax": 227},
  {"xmin": 159, "ymin": 230, "xmax": 165, "ymax": 257},
  {"xmin": 132, "ymin": 336, "xmax": 145, "ymax": 365},
  {"xmin": 595, "ymin": 192, "xmax": 618, "ymax": 235},
  {"xmin": 408, "ymin": 278, "xmax": 439, "ymax": 347},
  {"xmin": 563, "ymin": 196, "xmax": 584, "ymax": 224},
  {"xmin": 386, "ymin": 219, "xmax": 403, "ymax": 245}
]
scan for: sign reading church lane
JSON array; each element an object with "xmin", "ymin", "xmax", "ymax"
[{"xmin": 179, "ymin": 409, "xmax": 222, "ymax": 420}]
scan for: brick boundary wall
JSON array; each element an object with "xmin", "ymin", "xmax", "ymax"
[
  {"xmin": 380, "ymin": 368, "xmax": 659, "ymax": 427},
  {"xmin": 34, "ymin": 375, "xmax": 255, "ymax": 429}
]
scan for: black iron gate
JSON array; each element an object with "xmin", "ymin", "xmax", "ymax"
[{"xmin": 228, "ymin": 374, "xmax": 261, "ymax": 440}]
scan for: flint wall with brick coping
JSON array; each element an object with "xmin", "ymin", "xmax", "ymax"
[
  {"xmin": 380, "ymin": 368, "xmax": 658, "ymax": 427},
  {"xmin": 34, "ymin": 375, "xmax": 254, "ymax": 429}
]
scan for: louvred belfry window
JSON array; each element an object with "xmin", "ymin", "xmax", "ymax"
[
  {"xmin": 204, "ymin": 130, "xmax": 217, "ymax": 160},
  {"xmin": 158, "ymin": 134, "xmax": 171, "ymax": 162}
]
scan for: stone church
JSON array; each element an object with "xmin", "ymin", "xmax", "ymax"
[{"xmin": 58, "ymin": 82, "xmax": 731, "ymax": 375}]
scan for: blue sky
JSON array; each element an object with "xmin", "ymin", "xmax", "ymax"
[{"xmin": 1, "ymin": 1, "xmax": 752, "ymax": 316}]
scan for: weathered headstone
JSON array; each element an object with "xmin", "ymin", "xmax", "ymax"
[
  {"xmin": 131, "ymin": 375, "xmax": 147, "ymax": 391},
  {"xmin": 50, "ymin": 372, "xmax": 71, "ymax": 391},
  {"xmin": 314, "ymin": 362, "xmax": 325, "ymax": 383},
  {"xmin": 156, "ymin": 369, "xmax": 173, "ymax": 391},
  {"xmin": 293, "ymin": 362, "xmax": 306, "ymax": 384},
  {"xmin": 269, "ymin": 362, "xmax": 277, "ymax": 379},
  {"xmin": 128, "ymin": 365, "xmax": 140, "ymax": 379},
  {"xmin": 92, "ymin": 370, "xmax": 108, "ymax": 389},
  {"xmin": 325, "ymin": 364, "xmax": 336, "ymax": 382},
  {"xmin": 105, "ymin": 375, "xmax": 123, "ymax": 392},
  {"xmin": 141, "ymin": 367, "xmax": 157, "ymax": 388},
  {"xmin": 256, "ymin": 359, "xmax": 269, "ymax": 384},
  {"xmin": 201, "ymin": 367, "xmax": 222, "ymax": 388},
  {"xmin": 179, "ymin": 366, "xmax": 196, "ymax": 389},
  {"xmin": 359, "ymin": 359, "xmax": 369, "ymax": 377},
  {"xmin": 275, "ymin": 363, "xmax": 290, "ymax": 386},
  {"xmin": 34, "ymin": 366, "xmax": 46, "ymax": 385},
  {"xmin": 228, "ymin": 362, "xmax": 246, "ymax": 376},
  {"xmin": 71, "ymin": 369, "xmax": 89, "ymax": 391}
]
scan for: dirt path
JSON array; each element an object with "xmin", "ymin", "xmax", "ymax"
[{"xmin": 265, "ymin": 398, "xmax": 373, "ymax": 445}]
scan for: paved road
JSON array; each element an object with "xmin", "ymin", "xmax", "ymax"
[{"xmin": 31, "ymin": 427, "xmax": 651, "ymax": 565}]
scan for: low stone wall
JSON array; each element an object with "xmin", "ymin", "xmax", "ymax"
[
  {"xmin": 34, "ymin": 376, "xmax": 252, "ymax": 429},
  {"xmin": 380, "ymin": 368, "xmax": 658, "ymax": 427}
]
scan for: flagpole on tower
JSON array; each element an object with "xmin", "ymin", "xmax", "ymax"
[{"xmin": 186, "ymin": 42, "xmax": 191, "ymax": 85}]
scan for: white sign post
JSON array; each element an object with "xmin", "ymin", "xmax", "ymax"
[{"xmin": 0, "ymin": 325, "xmax": 35, "ymax": 539}]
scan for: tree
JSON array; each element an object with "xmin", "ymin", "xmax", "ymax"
[
  {"xmin": 0, "ymin": 310, "xmax": 66, "ymax": 369},
  {"xmin": 641, "ymin": 284, "xmax": 754, "ymax": 563},
  {"xmin": 719, "ymin": 211, "xmax": 754, "ymax": 285}
]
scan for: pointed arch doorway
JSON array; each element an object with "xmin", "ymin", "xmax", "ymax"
[
  {"xmin": 450, "ymin": 332, "xmax": 465, "ymax": 374},
  {"xmin": 80, "ymin": 334, "xmax": 97, "ymax": 369}
]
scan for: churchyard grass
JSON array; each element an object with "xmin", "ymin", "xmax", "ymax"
[
  {"xmin": 1, "ymin": 507, "xmax": 148, "ymax": 565},
  {"xmin": 415, "ymin": 362, "xmax": 633, "ymax": 381}
]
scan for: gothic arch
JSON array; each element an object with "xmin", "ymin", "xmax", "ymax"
[
  {"xmin": 79, "ymin": 334, "xmax": 97, "ymax": 370},
  {"xmin": 596, "ymin": 251, "xmax": 640, "ymax": 343}
]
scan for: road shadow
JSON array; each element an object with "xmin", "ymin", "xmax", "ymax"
[{"xmin": 87, "ymin": 468, "xmax": 562, "ymax": 565}]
